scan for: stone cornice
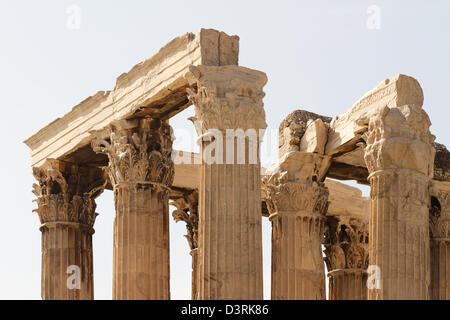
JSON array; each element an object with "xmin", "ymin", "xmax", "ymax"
[{"xmin": 24, "ymin": 29, "xmax": 239, "ymax": 168}]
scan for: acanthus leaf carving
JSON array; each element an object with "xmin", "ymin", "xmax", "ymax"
[
  {"xmin": 186, "ymin": 65, "xmax": 267, "ymax": 132},
  {"xmin": 32, "ymin": 160, "xmax": 105, "ymax": 228},
  {"xmin": 92, "ymin": 118, "xmax": 174, "ymax": 190}
]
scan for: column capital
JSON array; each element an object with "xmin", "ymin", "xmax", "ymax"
[
  {"xmin": 170, "ymin": 190, "xmax": 199, "ymax": 250},
  {"xmin": 363, "ymin": 105, "xmax": 435, "ymax": 177},
  {"xmin": 324, "ymin": 216, "xmax": 369, "ymax": 271},
  {"xmin": 32, "ymin": 159, "xmax": 105, "ymax": 229},
  {"xmin": 186, "ymin": 65, "xmax": 267, "ymax": 133},
  {"xmin": 92, "ymin": 117, "xmax": 174, "ymax": 190},
  {"xmin": 262, "ymin": 152, "xmax": 330, "ymax": 216},
  {"xmin": 430, "ymin": 182, "xmax": 450, "ymax": 239}
]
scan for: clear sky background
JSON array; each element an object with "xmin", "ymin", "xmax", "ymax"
[{"xmin": 0, "ymin": 0, "xmax": 449, "ymax": 299}]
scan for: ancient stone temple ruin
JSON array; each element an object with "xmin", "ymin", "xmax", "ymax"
[{"xmin": 25, "ymin": 29, "xmax": 449, "ymax": 300}]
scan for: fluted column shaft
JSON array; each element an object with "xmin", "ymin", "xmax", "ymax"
[
  {"xmin": 270, "ymin": 211, "xmax": 325, "ymax": 299},
  {"xmin": 328, "ymin": 270, "xmax": 367, "ymax": 300},
  {"xmin": 93, "ymin": 117, "xmax": 174, "ymax": 300},
  {"xmin": 364, "ymin": 105, "xmax": 435, "ymax": 300},
  {"xmin": 199, "ymin": 140, "xmax": 263, "ymax": 299},
  {"xmin": 40, "ymin": 222, "xmax": 94, "ymax": 300},
  {"xmin": 33, "ymin": 160, "xmax": 104, "ymax": 300},
  {"xmin": 113, "ymin": 184, "xmax": 170, "ymax": 299},
  {"xmin": 186, "ymin": 65, "xmax": 267, "ymax": 299}
]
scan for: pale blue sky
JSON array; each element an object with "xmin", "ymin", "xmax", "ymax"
[{"xmin": 0, "ymin": 1, "xmax": 448, "ymax": 299}]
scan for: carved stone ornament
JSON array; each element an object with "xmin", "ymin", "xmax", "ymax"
[
  {"xmin": 324, "ymin": 216, "xmax": 369, "ymax": 271},
  {"xmin": 32, "ymin": 160, "xmax": 105, "ymax": 227},
  {"xmin": 186, "ymin": 65, "xmax": 268, "ymax": 132},
  {"xmin": 363, "ymin": 104, "xmax": 435, "ymax": 176},
  {"xmin": 92, "ymin": 117, "xmax": 174, "ymax": 190}
]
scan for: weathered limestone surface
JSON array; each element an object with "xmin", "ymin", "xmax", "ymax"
[
  {"xmin": 326, "ymin": 74, "xmax": 424, "ymax": 157},
  {"xmin": 430, "ymin": 180, "xmax": 450, "ymax": 300},
  {"xmin": 33, "ymin": 160, "xmax": 104, "ymax": 300},
  {"xmin": 364, "ymin": 104, "xmax": 435, "ymax": 300},
  {"xmin": 434, "ymin": 143, "xmax": 450, "ymax": 182},
  {"xmin": 278, "ymin": 110, "xmax": 331, "ymax": 158},
  {"xmin": 24, "ymin": 29, "xmax": 239, "ymax": 169},
  {"xmin": 92, "ymin": 118, "xmax": 174, "ymax": 300},
  {"xmin": 186, "ymin": 65, "xmax": 267, "ymax": 300},
  {"xmin": 264, "ymin": 110, "xmax": 332, "ymax": 300},
  {"xmin": 325, "ymin": 179, "xmax": 370, "ymax": 219}
]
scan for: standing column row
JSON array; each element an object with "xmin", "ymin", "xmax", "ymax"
[
  {"xmin": 186, "ymin": 65, "xmax": 267, "ymax": 299},
  {"xmin": 93, "ymin": 118, "xmax": 174, "ymax": 300},
  {"xmin": 33, "ymin": 160, "xmax": 105, "ymax": 300}
]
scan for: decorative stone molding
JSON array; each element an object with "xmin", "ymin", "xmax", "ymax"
[
  {"xmin": 92, "ymin": 117, "xmax": 174, "ymax": 190},
  {"xmin": 186, "ymin": 65, "xmax": 267, "ymax": 132}
]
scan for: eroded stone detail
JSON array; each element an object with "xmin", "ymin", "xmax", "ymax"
[
  {"xmin": 171, "ymin": 191, "xmax": 199, "ymax": 250},
  {"xmin": 92, "ymin": 117, "xmax": 174, "ymax": 189},
  {"xmin": 263, "ymin": 150, "xmax": 330, "ymax": 300},
  {"xmin": 32, "ymin": 160, "xmax": 105, "ymax": 300},
  {"xmin": 186, "ymin": 65, "xmax": 267, "ymax": 132},
  {"xmin": 324, "ymin": 216, "xmax": 369, "ymax": 300},
  {"xmin": 363, "ymin": 104, "xmax": 435, "ymax": 300}
]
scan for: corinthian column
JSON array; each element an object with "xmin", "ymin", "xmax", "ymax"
[
  {"xmin": 364, "ymin": 105, "xmax": 435, "ymax": 300},
  {"xmin": 430, "ymin": 181, "xmax": 450, "ymax": 300},
  {"xmin": 92, "ymin": 118, "xmax": 174, "ymax": 300},
  {"xmin": 33, "ymin": 160, "xmax": 105, "ymax": 300},
  {"xmin": 324, "ymin": 217, "xmax": 369, "ymax": 300},
  {"xmin": 186, "ymin": 65, "xmax": 267, "ymax": 300},
  {"xmin": 263, "ymin": 152, "xmax": 330, "ymax": 300},
  {"xmin": 171, "ymin": 191, "xmax": 199, "ymax": 300}
]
